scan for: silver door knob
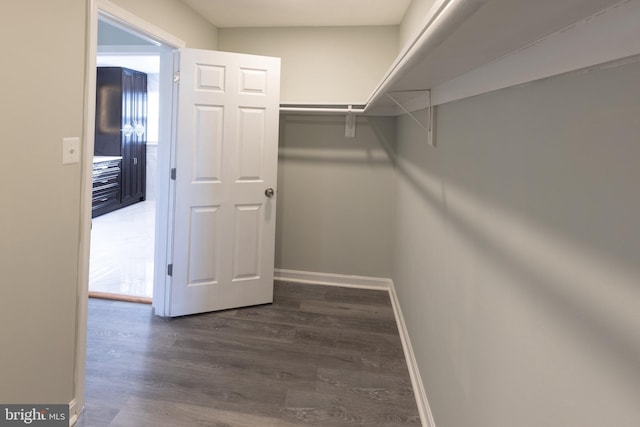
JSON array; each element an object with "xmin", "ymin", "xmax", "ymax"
[{"xmin": 265, "ymin": 188, "xmax": 275, "ymax": 198}]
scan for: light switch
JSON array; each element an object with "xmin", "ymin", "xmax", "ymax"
[{"xmin": 62, "ymin": 137, "xmax": 80, "ymax": 165}]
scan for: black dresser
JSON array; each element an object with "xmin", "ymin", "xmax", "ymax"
[{"xmin": 92, "ymin": 156, "xmax": 122, "ymax": 218}]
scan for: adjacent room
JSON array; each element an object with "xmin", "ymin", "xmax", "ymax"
[{"xmin": 89, "ymin": 19, "xmax": 162, "ymax": 302}]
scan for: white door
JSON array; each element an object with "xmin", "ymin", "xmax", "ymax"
[{"xmin": 169, "ymin": 48, "xmax": 280, "ymax": 317}]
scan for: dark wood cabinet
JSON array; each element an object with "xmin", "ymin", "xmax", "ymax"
[{"xmin": 94, "ymin": 66, "xmax": 147, "ymax": 211}]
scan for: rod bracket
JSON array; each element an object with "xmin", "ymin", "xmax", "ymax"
[{"xmin": 345, "ymin": 105, "xmax": 356, "ymax": 138}]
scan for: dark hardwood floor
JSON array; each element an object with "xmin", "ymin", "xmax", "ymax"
[{"xmin": 78, "ymin": 281, "xmax": 421, "ymax": 426}]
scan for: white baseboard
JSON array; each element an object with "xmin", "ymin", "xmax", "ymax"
[
  {"xmin": 273, "ymin": 269, "xmax": 435, "ymax": 427},
  {"xmin": 68, "ymin": 398, "xmax": 79, "ymax": 426},
  {"xmin": 274, "ymin": 268, "xmax": 392, "ymax": 290},
  {"xmin": 387, "ymin": 281, "xmax": 436, "ymax": 427}
]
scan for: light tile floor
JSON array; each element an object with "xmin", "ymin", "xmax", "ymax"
[{"xmin": 89, "ymin": 201, "xmax": 155, "ymax": 299}]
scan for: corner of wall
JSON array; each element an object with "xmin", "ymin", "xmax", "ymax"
[
  {"xmin": 398, "ymin": 0, "xmax": 438, "ymax": 50},
  {"xmin": 275, "ymin": 269, "xmax": 436, "ymax": 427}
]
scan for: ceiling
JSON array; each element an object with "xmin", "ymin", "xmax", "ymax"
[{"xmin": 180, "ymin": 0, "xmax": 412, "ymax": 28}]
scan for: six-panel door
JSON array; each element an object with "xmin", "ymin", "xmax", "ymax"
[{"xmin": 169, "ymin": 48, "xmax": 281, "ymax": 317}]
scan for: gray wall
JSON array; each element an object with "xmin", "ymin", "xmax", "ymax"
[
  {"xmin": 0, "ymin": 0, "xmax": 87, "ymax": 404},
  {"xmin": 219, "ymin": 25, "xmax": 401, "ymax": 279},
  {"xmin": 98, "ymin": 19, "xmax": 155, "ymax": 45},
  {"xmin": 0, "ymin": 0, "xmax": 218, "ymax": 405},
  {"xmin": 110, "ymin": 0, "xmax": 219, "ymax": 49},
  {"xmin": 219, "ymin": 26, "xmax": 398, "ymax": 104},
  {"xmin": 393, "ymin": 61, "xmax": 640, "ymax": 426},
  {"xmin": 398, "ymin": 0, "xmax": 436, "ymax": 49},
  {"xmin": 276, "ymin": 115, "xmax": 396, "ymax": 278}
]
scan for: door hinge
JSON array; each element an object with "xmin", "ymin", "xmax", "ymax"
[
  {"xmin": 173, "ymin": 71, "xmax": 180, "ymax": 83},
  {"xmin": 170, "ymin": 168, "xmax": 176, "ymax": 180},
  {"xmin": 167, "ymin": 264, "xmax": 173, "ymax": 276}
]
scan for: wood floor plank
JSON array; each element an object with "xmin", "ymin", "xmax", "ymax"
[
  {"xmin": 316, "ymin": 367, "xmax": 417, "ymax": 407},
  {"xmin": 232, "ymin": 304, "xmax": 400, "ymax": 335},
  {"xmin": 80, "ymin": 282, "xmax": 420, "ymax": 426},
  {"xmin": 282, "ymin": 389, "xmax": 421, "ymax": 426},
  {"xmin": 108, "ymin": 397, "xmax": 304, "ymax": 427},
  {"xmin": 323, "ymin": 286, "xmax": 394, "ymax": 307},
  {"xmin": 298, "ymin": 299, "xmax": 396, "ymax": 321}
]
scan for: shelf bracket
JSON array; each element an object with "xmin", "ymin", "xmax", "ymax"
[
  {"xmin": 345, "ymin": 105, "xmax": 356, "ymax": 138},
  {"xmin": 386, "ymin": 90, "xmax": 435, "ymax": 147}
]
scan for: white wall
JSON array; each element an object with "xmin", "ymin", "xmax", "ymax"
[
  {"xmin": 276, "ymin": 114, "xmax": 396, "ymax": 278},
  {"xmin": 393, "ymin": 60, "xmax": 640, "ymax": 427},
  {"xmin": 219, "ymin": 26, "xmax": 398, "ymax": 104}
]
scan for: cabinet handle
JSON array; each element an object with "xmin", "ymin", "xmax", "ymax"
[{"xmin": 133, "ymin": 157, "xmax": 138, "ymax": 165}]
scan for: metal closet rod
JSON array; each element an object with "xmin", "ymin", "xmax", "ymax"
[
  {"xmin": 281, "ymin": 1, "xmax": 483, "ymax": 115},
  {"xmin": 279, "ymin": 104, "xmax": 367, "ymax": 114}
]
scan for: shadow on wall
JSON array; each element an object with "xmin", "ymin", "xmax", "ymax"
[
  {"xmin": 394, "ymin": 60, "xmax": 640, "ymax": 403},
  {"xmin": 274, "ymin": 114, "xmax": 397, "ymax": 278},
  {"xmin": 277, "ymin": 115, "xmax": 397, "ymax": 165}
]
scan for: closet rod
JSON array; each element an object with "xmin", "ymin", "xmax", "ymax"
[{"xmin": 280, "ymin": 104, "xmax": 366, "ymax": 114}]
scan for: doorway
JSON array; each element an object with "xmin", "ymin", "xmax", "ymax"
[
  {"xmin": 87, "ymin": 14, "xmax": 179, "ymax": 307},
  {"xmin": 89, "ymin": 20, "xmax": 161, "ymax": 303},
  {"xmin": 74, "ymin": 2, "xmax": 186, "ymax": 422}
]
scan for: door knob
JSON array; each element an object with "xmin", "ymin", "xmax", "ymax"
[{"xmin": 265, "ymin": 188, "xmax": 275, "ymax": 198}]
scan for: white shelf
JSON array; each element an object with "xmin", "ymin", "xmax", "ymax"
[
  {"xmin": 280, "ymin": 0, "xmax": 640, "ymax": 116},
  {"xmin": 366, "ymin": 0, "xmax": 639, "ymax": 113}
]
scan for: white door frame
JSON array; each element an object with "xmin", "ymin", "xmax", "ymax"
[{"xmin": 75, "ymin": 0, "xmax": 184, "ymax": 422}]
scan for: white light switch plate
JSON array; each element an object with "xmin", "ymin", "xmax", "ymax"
[{"xmin": 62, "ymin": 137, "xmax": 80, "ymax": 165}]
